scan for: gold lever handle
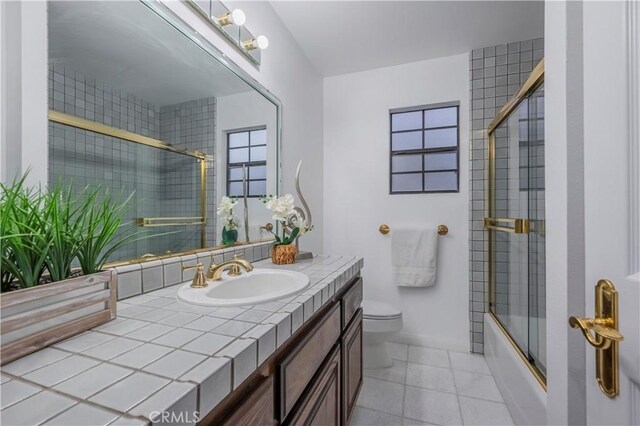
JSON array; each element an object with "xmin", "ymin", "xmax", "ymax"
[
  {"xmin": 568, "ymin": 279, "xmax": 623, "ymax": 397},
  {"xmin": 569, "ymin": 316, "xmax": 623, "ymax": 349},
  {"xmin": 182, "ymin": 263, "xmax": 208, "ymax": 288}
]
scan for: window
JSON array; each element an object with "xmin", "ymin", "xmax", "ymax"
[
  {"xmin": 390, "ymin": 103, "xmax": 459, "ymax": 193},
  {"xmin": 227, "ymin": 127, "xmax": 267, "ymax": 197}
]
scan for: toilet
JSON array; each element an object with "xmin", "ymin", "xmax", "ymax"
[{"xmin": 362, "ymin": 300, "xmax": 403, "ymax": 369}]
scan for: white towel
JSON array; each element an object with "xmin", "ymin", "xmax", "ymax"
[{"xmin": 392, "ymin": 228, "xmax": 438, "ymax": 287}]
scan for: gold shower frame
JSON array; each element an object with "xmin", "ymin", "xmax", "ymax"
[
  {"xmin": 485, "ymin": 59, "xmax": 547, "ymax": 389},
  {"xmin": 48, "ymin": 110, "xmax": 209, "ymax": 248}
]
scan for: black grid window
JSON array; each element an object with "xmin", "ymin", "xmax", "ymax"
[
  {"xmin": 390, "ymin": 102, "xmax": 460, "ymax": 193},
  {"xmin": 227, "ymin": 127, "xmax": 267, "ymax": 197}
]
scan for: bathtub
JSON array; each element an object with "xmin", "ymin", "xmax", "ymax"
[{"xmin": 484, "ymin": 313, "xmax": 547, "ymax": 425}]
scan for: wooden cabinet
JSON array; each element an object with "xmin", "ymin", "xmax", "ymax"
[
  {"xmin": 202, "ymin": 277, "xmax": 363, "ymax": 426},
  {"xmin": 287, "ymin": 346, "xmax": 341, "ymax": 426},
  {"xmin": 221, "ymin": 376, "xmax": 274, "ymax": 426},
  {"xmin": 277, "ymin": 304, "xmax": 341, "ymax": 422},
  {"xmin": 341, "ymin": 278, "xmax": 363, "ymax": 330},
  {"xmin": 342, "ymin": 309, "xmax": 363, "ymax": 425}
]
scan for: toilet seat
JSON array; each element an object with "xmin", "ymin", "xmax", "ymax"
[{"xmin": 362, "ymin": 300, "xmax": 402, "ymax": 320}]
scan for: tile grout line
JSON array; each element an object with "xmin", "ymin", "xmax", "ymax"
[{"xmin": 449, "ymin": 350, "xmax": 466, "ymax": 424}]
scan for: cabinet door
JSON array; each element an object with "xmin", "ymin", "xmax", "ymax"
[
  {"xmin": 288, "ymin": 345, "xmax": 341, "ymax": 426},
  {"xmin": 221, "ymin": 376, "xmax": 275, "ymax": 426},
  {"xmin": 278, "ymin": 304, "xmax": 341, "ymax": 421},
  {"xmin": 342, "ymin": 309, "xmax": 363, "ymax": 425}
]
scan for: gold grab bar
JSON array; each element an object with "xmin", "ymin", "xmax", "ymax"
[
  {"xmin": 483, "ymin": 217, "xmax": 530, "ymax": 234},
  {"xmin": 136, "ymin": 217, "xmax": 205, "ymax": 227},
  {"xmin": 378, "ymin": 224, "xmax": 448, "ymax": 236}
]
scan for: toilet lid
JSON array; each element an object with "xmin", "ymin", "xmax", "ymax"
[{"xmin": 362, "ymin": 300, "xmax": 402, "ymax": 320}]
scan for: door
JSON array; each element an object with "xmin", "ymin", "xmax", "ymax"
[
  {"xmin": 287, "ymin": 346, "xmax": 341, "ymax": 426},
  {"xmin": 342, "ymin": 309, "xmax": 363, "ymax": 425},
  {"xmin": 549, "ymin": 1, "xmax": 640, "ymax": 424},
  {"xmin": 581, "ymin": 1, "xmax": 640, "ymax": 424}
]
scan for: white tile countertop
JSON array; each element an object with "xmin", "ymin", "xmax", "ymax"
[{"xmin": 0, "ymin": 255, "xmax": 364, "ymax": 426}]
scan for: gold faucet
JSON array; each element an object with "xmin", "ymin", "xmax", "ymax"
[
  {"xmin": 183, "ymin": 263, "xmax": 208, "ymax": 288},
  {"xmin": 207, "ymin": 253, "xmax": 254, "ymax": 281}
]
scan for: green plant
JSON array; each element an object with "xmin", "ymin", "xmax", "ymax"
[
  {"xmin": 76, "ymin": 189, "xmax": 148, "ymax": 275},
  {"xmin": 260, "ymin": 194, "xmax": 311, "ymax": 246},
  {"xmin": 0, "ymin": 176, "xmax": 52, "ymax": 288},
  {"xmin": 43, "ymin": 184, "xmax": 96, "ymax": 282}
]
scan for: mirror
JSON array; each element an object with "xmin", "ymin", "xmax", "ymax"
[{"xmin": 47, "ymin": 1, "xmax": 280, "ymax": 263}]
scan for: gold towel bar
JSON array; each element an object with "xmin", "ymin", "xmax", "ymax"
[
  {"xmin": 136, "ymin": 217, "xmax": 206, "ymax": 227},
  {"xmin": 378, "ymin": 224, "xmax": 448, "ymax": 236}
]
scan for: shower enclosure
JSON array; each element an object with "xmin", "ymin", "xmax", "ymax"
[{"xmin": 485, "ymin": 60, "xmax": 546, "ymax": 383}]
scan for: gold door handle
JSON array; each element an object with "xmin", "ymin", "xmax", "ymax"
[
  {"xmin": 569, "ymin": 316, "xmax": 623, "ymax": 350},
  {"xmin": 483, "ymin": 217, "xmax": 530, "ymax": 234},
  {"xmin": 569, "ymin": 279, "xmax": 623, "ymax": 397}
]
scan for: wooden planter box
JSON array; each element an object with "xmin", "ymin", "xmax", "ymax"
[{"xmin": 0, "ymin": 270, "xmax": 117, "ymax": 365}]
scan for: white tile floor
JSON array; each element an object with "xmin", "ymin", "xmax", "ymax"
[{"xmin": 352, "ymin": 343, "xmax": 514, "ymax": 426}]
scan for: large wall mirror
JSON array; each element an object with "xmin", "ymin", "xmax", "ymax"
[{"xmin": 47, "ymin": 1, "xmax": 281, "ymax": 264}]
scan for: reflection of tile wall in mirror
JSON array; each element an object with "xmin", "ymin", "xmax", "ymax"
[{"xmin": 47, "ymin": 0, "xmax": 280, "ymax": 264}]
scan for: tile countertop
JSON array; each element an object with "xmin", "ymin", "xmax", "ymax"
[{"xmin": 0, "ymin": 255, "xmax": 364, "ymax": 426}]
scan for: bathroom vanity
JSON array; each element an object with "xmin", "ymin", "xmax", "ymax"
[
  {"xmin": 0, "ymin": 255, "xmax": 363, "ymax": 426},
  {"xmin": 204, "ymin": 275, "xmax": 363, "ymax": 425}
]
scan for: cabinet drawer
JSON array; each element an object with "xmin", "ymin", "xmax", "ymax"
[
  {"xmin": 221, "ymin": 376, "xmax": 274, "ymax": 426},
  {"xmin": 341, "ymin": 278, "xmax": 363, "ymax": 330},
  {"xmin": 277, "ymin": 303, "xmax": 341, "ymax": 422},
  {"xmin": 342, "ymin": 309, "xmax": 363, "ymax": 425},
  {"xmin": 287, "ymin": 345, "xmax": 341, "ymax": 426}
]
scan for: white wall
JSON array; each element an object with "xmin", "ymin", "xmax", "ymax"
[
  {"xmin": 0, "ymin": 1, "xmax": 48, "ymax": 186},
  {"xmin": 323, "ymin": 54, "xmax": 469, "ymax": 350},
  {"xmin": 216, "ymin": 91, "xmax": 278, "ymax": 243},
  {"xmin": 165, "ymin": 1, "xmax": 324, "ymax": 254}
]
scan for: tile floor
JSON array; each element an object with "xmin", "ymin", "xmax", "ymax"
[{"xmin": 352, "ymin": 343, "xmax": 514, "ymax": 426}]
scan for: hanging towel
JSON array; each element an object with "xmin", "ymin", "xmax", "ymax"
[{"xmin": 392, "ymin": 227, "xmax": 438, "ymax": 287}]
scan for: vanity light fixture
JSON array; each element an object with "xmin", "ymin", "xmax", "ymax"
[
  {"xmin": 242, "ymin": 35, "xmax": 269, "ymax": 51},
  {"xmin": 214, "ymin": 8, "xmax": 246, "ymax": 27}
]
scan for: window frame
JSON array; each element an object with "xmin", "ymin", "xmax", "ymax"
[
  {"xmin": 389, "ymin": 101, "xmax": 460, "ymax": 194},
  {"xmin": 226, "ymin": 126, "xmax": 268, "ymax": 198}
]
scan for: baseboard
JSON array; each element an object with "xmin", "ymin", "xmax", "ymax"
[{"xmin": 387, "ymin": 332, "xmax": 469, "ymax": 353}]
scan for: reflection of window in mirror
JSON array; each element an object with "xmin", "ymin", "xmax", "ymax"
[
  {"xmin": 227, "ymin": 127, "xmax": 268, "ymax": 197},
  {"xmin": 389, "ymin": 102, "xmax": 460, "ymax": 194}
]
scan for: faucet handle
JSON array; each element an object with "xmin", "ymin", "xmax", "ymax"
[
  {"xmin": 233, "ymin": 252, "xmax": 244, "ymax": 260},
  {"xmin": 183, "ymin": 263, "xmax": 208, "ymax": 288}
]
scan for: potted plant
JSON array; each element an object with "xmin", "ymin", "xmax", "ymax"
[
  {"xmin": 261, "ymin": 194, "xmax": 311, "ymax": 265},
  {"xmin": 217, "ymin": 196, "xmax": 240, "ymax": 246},
  {"xmin": 0, "ymin": 174, "xmax": 142, "ymax": 364}
]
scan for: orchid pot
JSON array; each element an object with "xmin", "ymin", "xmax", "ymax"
[
  {"xmin": 271, "ymin": 243, "xmax": 297, "ymax": 265},
  {"xmin": 217, "ymin": 196, "xmax": 240, "ymax": 246},
  {"xmin": 260, "ymin": 194, "xmax": 313, "ymax": 265}
]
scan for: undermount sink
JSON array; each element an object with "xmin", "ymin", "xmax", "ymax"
[{"xmin": 177, "ymin": 268, "xmax": 310, "ymax": 307}]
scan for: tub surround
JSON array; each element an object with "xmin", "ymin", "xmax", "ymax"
[{"xmin": 0, "ymin": 255, "xmax": 363, "ymax": 425}]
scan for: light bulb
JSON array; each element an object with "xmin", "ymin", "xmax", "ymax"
[
  {"xmin": 214, "ymin": 8, "xmax": 245, "ymax": 27},
  {"xmin": 255, "ymin": 35, "xmax": 269, "ymax": 50},
  {"xmin": 230, "ymin": 9, "xmax": 246, "ymax": 26},
  {"xmin": 242, "ymin": 35, "xmax": 269, "ymax": 51}
]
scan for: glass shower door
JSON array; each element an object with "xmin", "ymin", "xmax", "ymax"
[{"xmin": 486, "ymin": 79, "xmax": 546, "ymax": 381}]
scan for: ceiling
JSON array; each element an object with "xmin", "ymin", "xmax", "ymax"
[
  {"xmin": 271, "ymin": 1, "xmax": 544, "ymax": 77},
  {"xmin": 48, "ymin": 1, "xmax": 253, "ymax": 106}
]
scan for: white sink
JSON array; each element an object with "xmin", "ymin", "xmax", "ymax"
[{"xmin": 177, "ymin": 268, "xmax": 310, "ymax": 307}]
